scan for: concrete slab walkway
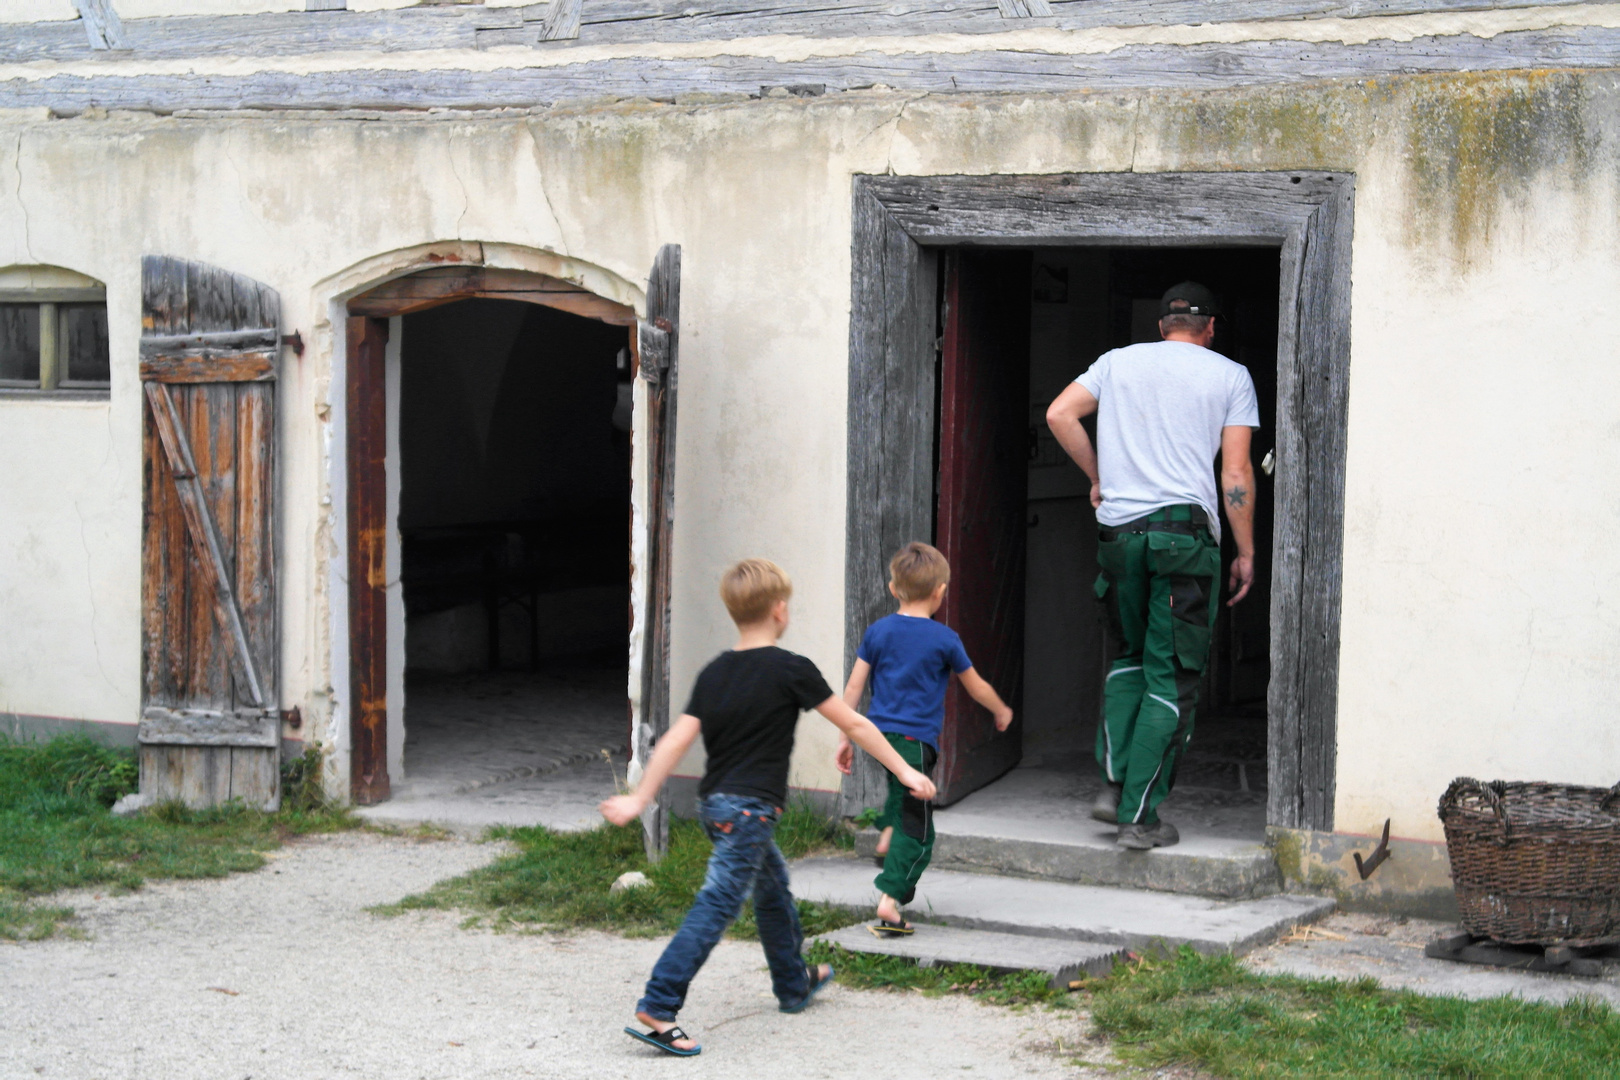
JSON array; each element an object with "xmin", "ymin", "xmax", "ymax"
[
  {"xmin": 1246, "ymin": 911, "xmax": 1620, "ymax": 1007},
  {"xmin": 791, "ymin": 856, "xmax": 1333, "ymax": 954},
  {"xmin": 358, "ymin": 668, "xmax": 628, "ymax": 833}
]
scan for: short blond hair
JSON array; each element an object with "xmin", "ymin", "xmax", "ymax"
[
  {"xmin": 889, "ymin": 542, "xmax": 950, "ymax": 602},
  {"xmin": 720, "ymin": 558, "xmax": 793, "ymax": 625}
]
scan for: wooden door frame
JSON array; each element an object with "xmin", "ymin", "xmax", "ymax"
[
  {"xmin": 843, "ymin": 171, "xmax": 1354, "ymax": 832},
  {"xmin": 342, "ymin": 266, "xmax": 637, "ymax": 804}
]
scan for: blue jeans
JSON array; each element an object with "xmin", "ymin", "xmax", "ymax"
[{"xmin": 636, "ymin": 793, "xmax": 811, "ymax": 1021}]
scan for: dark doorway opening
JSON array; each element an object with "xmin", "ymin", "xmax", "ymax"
[
  {"xmin": 943, "ymin": 245, "xmax": 1279, "ymax": 836},
  {"xmin": 397, "ymin": 297, "xmax": 633, "ymax": 792}
]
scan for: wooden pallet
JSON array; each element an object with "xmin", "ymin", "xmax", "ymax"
[{"xmin": 1424, "ymin": 932, "xmax": 1618, "ymax": 978}]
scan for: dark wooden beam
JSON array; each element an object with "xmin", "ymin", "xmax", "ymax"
[
  {"xmin": 6, "ymin": 25, "xmax": 1620, "ymax": 112},
  {"xmin": 346, "ymin": 314, "xmax": 390, "ymax": 806},
  {"xmin": 3, "ymin": 0, "xmax": 1600, "ymax": 63},
  {"xmin": 347, "ymin": 266, "xmax": 637, "ymax": 324}
]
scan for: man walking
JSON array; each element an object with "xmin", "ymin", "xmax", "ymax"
[{"xmin": 1045, "ymin": 282, "xmax": 1259, "ymax": 850}]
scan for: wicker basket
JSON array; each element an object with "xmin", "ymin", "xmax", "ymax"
[{"xmin": 1439, "ymin": 778, "xmax": 1620, "ymax": 946}]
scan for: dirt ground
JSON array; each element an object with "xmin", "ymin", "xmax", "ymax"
[{"xmin": 0, "ymin": 831, "xmax": 1098, "ymax": 1080}]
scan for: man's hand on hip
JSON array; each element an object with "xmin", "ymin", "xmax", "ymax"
[
  {"xmin": 1227, "ymin": 554, "xmax": 1254, "ymax": 606},
  {"xmin": 1089, "ymin": 479, "xmax": 1102, "ymax": 510}
]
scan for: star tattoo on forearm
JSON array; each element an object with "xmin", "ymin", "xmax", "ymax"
[{"xmin": 1225, "ymin": 485, "xmax": 1248, "ymax": 508}]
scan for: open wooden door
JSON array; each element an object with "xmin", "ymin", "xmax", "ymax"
[
  {"xmin": 637, "ymin": 245, "xmax": 680, "ymax": 860},
  {"xmin": 139, "ymin": 256, "xmax": 282, "ymax": 810},
  {"xmin": 934, "ymin": 249, "xmax": 1030, "ymax": 806}
]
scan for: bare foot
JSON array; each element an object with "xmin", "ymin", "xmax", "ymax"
[
  {"xmin": 634, "ymin": 1011, "xmax": 697, "ymax": 1052},
  {"xmin": 875, "ymin": 893, "xmax": 905, "ymax": 926},
  {"xmin": 875, "ymin": 825, "xmax": 893, "ymax": 857}
]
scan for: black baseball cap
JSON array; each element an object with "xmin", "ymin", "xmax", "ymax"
[{"xmin": 1158, "ymin": 281, "xmax": 1221, "ymax": 318}]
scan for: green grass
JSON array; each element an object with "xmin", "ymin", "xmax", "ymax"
[
  {"xmin": 1084, "ymin": 947, "xmax": 1620, "ymax": 1078},
  {"xmin": 376, "ymin": 802, "xmax": 859, "ymax": 939},
  {"xmin": 0, "ymin": 736, "xmax": 355, "ymax": 939}
]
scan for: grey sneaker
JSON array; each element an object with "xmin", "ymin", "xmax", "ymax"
[
  {"xmin": 1117, "ymin": 820, "xmax": 1180, "ymax": 850},
  {"xmin": 1090, "ymin": 783, "xmax": 1123, "ymax": 824}
]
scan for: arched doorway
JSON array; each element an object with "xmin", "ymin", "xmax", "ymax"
[{"xmin": 342, "ymin": 258, "xmax": 679, "ymax": 837}]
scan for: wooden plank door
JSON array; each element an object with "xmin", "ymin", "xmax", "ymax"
[
  {"xmin": 638, "ymin": 244, "xmax": 680, "ymax": 860},
  {"xmin": 139, "ymin": 256, "xmax": 282, "ymax": 810},
  {"xmin": 346, "ymin": 315, "xmax": 390, "ymax": 804},
  {"xmin": 934, "ymin": 249, "xmax": 1031, "ymax": 806}
]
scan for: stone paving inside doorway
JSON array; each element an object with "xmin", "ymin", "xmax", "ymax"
[{"xmin": 358, "ymin": 667, "xmax": 629, "ymax": 833}]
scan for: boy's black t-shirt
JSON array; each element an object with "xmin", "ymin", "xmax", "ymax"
[{"xmin": 685, "ymin": 646, "xmax": 834, "ymax": 807}]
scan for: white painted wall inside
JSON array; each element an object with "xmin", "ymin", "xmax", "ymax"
[{"xmin": 0, "ymin": 79, "xmax": 1616, "ymax": 844}]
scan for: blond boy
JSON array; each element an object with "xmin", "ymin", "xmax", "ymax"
[
  {"xmin": 835, "ymin": 542, "xmax": 1012, "ymax": 934},
  {"xmin": 602, "ymin": 558, "xmax": 936, "ymax": 1056}
]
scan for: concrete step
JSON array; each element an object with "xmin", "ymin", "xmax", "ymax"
[
  {"xmin": 815, "ymin": 923, "xmax": 1127, "ymax": 989},
  {"xmin": 792, "ymin": 857, "xmax": 1333, "ymax": 956},
  {"xmin": 856, "ymin": 820, "xmax": 1279, "ymax": 900},
  {"xmin": 867, "ymin": 767, "xmax": 1280, "ymax": 899}
]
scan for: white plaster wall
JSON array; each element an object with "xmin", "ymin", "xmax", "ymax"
[
  {"xmin": 0, "ymin": 0, "xmax": 77, "ymax": 22},
  {"xmin": 1332, "ymin": 160, "xmax": 1620, "ymax": 842},
  {"xmin": 1, "ymin": 79, "xmax": 1617, "ymax": 837}
]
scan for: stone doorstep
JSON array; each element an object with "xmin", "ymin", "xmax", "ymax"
[
  {"xmin": 792, "ymin": 857, "xmax": 1335, "ymax": 956},
  {"xmin": 855, "ymin": 820, "xmax": 1281, "ymax": 899},
  {"xmin": 815, "ymin": 924, "xmax": 1128, "ymax": 990}
]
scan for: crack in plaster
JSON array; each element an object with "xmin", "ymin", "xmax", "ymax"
[
  {"xmin": 446, "ymin": 143, "xmax": 471, "ymax": 239},
  {"xmin": 1134, "ymin": 97, "xmax": 1146, "ymax": 172},
  {"xmin": 12, "ymin": 132, "xmax": 35, "ymax": 261},
  {"xmin": 524, "ymin": 122, "xmax": 570, "ymax": 257},
  {"xmin": 880, "ymin": 92, "xmax": 927, "ymax": 175}
]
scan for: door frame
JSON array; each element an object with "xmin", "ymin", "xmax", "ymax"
[
  {"xmin": 842, "ymin": 171, "xmax": 1354, "ymax": 832},
  {"xmin": 341, "ymin": 265, "xmax": 639, "ymax": 804}
]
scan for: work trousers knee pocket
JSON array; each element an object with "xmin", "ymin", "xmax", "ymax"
[
  {"xmin": 1093, "ymin": 537, "xmax": 1130, "ymax": 650},
  {"xmin": 1147, "ymin": 532, "xmax": 1221, "ymax": 673}
]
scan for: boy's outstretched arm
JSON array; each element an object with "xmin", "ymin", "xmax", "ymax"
[
  {"xmin": 599, "ymin": 713, "xmax": 701, "ymax": 826},
  {"xmin": 834, "ymin": 660, "xmax": 872, "ymax": 775},
  {"xmin": 958, "ymin": 667, "xmax": 1014, "ymax": 732},
  {"xmin": 815, "ymin": 696, "xmax": 936, "ymax": 801}
]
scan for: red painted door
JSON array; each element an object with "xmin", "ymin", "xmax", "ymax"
[{"xmin": 934, "ymin": 249, "xmax": 1030, "ymax": 806}]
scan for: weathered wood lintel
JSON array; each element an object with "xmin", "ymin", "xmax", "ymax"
[
  {"xmin": 347, "ymin": 266, "xmax": 637, "ymax": 324},
  {"xmin": 6, "ymin": 25, "xmax": 1620, "ymax": 113},
  {"xmin": 140, "ymin": 351, "xmax": 277, "ymax": 383},
  {"xmin": 2, "ymin": 0, "xmax": 1604, "ymax": 65},
  {"xmin": 139, "ymin": 706, "xmax": 279, "ymax": 747}
]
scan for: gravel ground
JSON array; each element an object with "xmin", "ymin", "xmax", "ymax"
[{"xmin": 0, "ymin": 831, "xmax": 1095, "ymax": 1080}]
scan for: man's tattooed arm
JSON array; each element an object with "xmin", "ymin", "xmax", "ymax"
[{"xmin": 1225, "ymin": 485, "xmax": 1248, "ymax": 509}]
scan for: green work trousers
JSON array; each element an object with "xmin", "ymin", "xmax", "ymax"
[
  {"xmin": 872, "ymin": 731, "xmax": 937, "ymax": 906},
  {"xmin": 1093, "ymin": 508, "xmax": 1222, "ymax": 826}
]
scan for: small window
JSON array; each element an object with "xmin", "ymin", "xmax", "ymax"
[{"xmin": 0, "ymin": 291, "xmax": 110, "ymax": 392}]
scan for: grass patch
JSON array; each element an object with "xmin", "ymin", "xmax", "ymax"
[
  {"xmin": 1086, "ymin": 947, "xmax": 1620, "ymax": 1078},
  {"xmin": 0, "ymin": 736, "xmax": 355, "ymax": 939},
  {"xmin": 376, "ymin": 802, "xmax": 859, "ymax": 938}
]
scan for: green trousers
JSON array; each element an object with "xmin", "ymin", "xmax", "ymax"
[
  {"xmin": 872, "ymin": 731, "xmax": 937, "ymax": 906},
  {"xmin": 1093, "ymin": 507, "xmax": 1222, "ymax": 826}
]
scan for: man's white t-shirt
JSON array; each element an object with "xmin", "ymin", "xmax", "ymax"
[{"xmin": 1075, "ymin": 340, "xmax": 1260, "ymax": 543}]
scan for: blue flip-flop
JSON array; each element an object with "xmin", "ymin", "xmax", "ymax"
[
  {"xmin": 624, "ymin": 1025, "xmax": 701, "ymax": 1056},
  {"xmin": 780, "ymin": 963, "xmax": 835, "ymax": 1014}
]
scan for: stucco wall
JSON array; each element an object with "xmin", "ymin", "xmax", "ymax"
[{"xmin": 1, "ymin": 72, "xmax": 1617, "ymax": 843}]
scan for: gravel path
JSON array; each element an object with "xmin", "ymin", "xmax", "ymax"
[{"xmin": 0, "ymin": 832, "xmax": 1093, "ymax": 1079}]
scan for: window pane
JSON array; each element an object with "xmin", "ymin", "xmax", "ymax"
[
  {"xmin": 62, "ymin": 304, "xmax": 110, "ymax": 384},
  {"xmin": 0, "ymin": 304, "xmax": 40, "ymax": 383}
]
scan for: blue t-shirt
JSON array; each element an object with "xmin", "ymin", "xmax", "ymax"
[{"xmin": 857, "ymin": 613, "xmax": 973, "ymax": 747}]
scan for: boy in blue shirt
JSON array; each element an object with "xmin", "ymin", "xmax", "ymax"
[{"xmin": 835, "ymin": 542, "xmax": 1013, "ymax": 934}]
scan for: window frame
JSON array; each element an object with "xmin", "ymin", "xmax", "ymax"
[{"xmin": 0, "ymin": 287, "xmax": 111, "ymax": 397}]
